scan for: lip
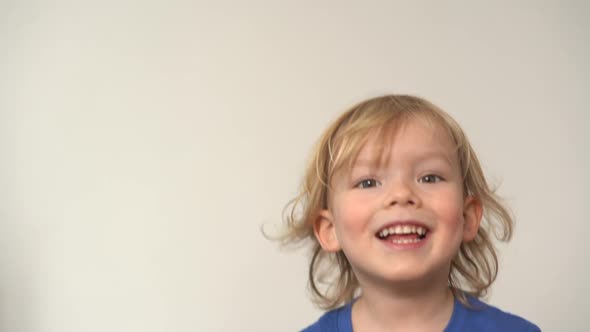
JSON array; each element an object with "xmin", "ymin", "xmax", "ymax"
[{"xmin": 375, "ymin": 220, "xmax": 431, "ymax": 250}]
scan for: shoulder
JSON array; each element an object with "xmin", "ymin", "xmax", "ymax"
[
  {"xmin": 301, "ymin": 303, "xmax": 353, "ymax": 332},
  {"xmin": 447, "ymin": 296, "xmax": 541, "ymax": 332}
]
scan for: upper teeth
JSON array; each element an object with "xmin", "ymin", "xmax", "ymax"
[{"xmin": 378, "ymin": 225, "xmax": 427, "ymax": 238}]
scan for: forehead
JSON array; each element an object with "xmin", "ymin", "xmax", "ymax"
[
  {"xmin": 323, "ymin": 108, "xmax": 461, "ymax": 183},
  {"xmin": 331, "ymin": 116, "xmax": 459, "ymax": 178},
  {"xmin": 357, "ymin": 118, "xmax": 456, "ymax": 162}
]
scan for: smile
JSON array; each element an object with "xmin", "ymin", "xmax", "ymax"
[{"xmin": 375, "ymin": 223, "xmax": 429, "ymax": 245}]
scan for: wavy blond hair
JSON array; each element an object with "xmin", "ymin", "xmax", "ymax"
[{"xmin": 279, "ymin": 94, "xmax": 513, "ymax": 310}]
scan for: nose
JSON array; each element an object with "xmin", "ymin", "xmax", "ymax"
[{"xmin": 384, "ymin": 179, "xmax": 420, "ymax": 208}]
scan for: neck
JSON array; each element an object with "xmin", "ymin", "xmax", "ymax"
[{"xmin": 352, "ymin": 275, "xmax": 455, "ymax": 332}]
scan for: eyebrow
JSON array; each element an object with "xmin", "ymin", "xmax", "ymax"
[
  {"xmin": 416, "ymin": 151, "xmax": 455, "ymax": 166},
  {"xmin": 353, "ymin": 151, "xmax": 455, "ymax": 168}
]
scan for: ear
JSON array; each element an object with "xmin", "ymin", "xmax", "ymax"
[
  {"xmin": 462, "ymin": 196, "xmax": 483, "ymax": 242},
  {"xmin": 313, "ymin": 209, "xmax": 341, "ymax": 252}
]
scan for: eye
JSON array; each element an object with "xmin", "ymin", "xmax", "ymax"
[
  {"xmin": 418, "ymin": 174, "xmax": 443, "ymax": 184},
  {"xmin": 356, "ymin": 178, "xmax": 381, "ymax": 189}
]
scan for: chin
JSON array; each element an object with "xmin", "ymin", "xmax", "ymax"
[{"xmin": 367, "ymin": 266, "xmax": 447, "ymax": 288}]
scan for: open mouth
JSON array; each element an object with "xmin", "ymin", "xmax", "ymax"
[{"xmin": 375, "ymin": 224, "xmax": 429, "ymax": 245}]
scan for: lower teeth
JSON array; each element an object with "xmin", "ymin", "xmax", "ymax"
[{"xmin": 391, "ymin": 238, "xmax": 422, "ymax": 244}]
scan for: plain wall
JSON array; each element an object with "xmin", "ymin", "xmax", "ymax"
[{"xmin": 1, "ymin": 1, "xmax": 588, "ymax": 331}]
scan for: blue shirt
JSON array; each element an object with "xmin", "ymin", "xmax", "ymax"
[{"xmin": 302, "ymin": 296, "xmax": 540, "ymax": 331}]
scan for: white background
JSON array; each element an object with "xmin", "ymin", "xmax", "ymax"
[{"xmin": 1, "ymin": 1, "xmax": 588, "ymax": 331}]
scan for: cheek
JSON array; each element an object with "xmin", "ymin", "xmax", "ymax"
[
  {"xmin": 332, "ymin": 195, "xmax": 375, "ymax": 238},
  {"xmin": 430, "ymin": 192, "xmax": 465, "ymax": 227},
  {"xmin": 333, "ymin": 209, "xmax": 365, "ymax": 234}
]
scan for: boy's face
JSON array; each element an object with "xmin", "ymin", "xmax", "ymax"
[{"xmin": 314, "ymin": 119, "xmax": 482, "ymax": 289}]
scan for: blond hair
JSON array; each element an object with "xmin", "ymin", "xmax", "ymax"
[{"xmin": 279, "ymin": 95, "xmax": 513, "ymax": 310}]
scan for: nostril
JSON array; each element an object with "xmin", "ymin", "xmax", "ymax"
[
  {"xmin": 388, "ymin": 198, "xmax": 416, "ymax": 206},
  {"xmin": 384, "ymin": 188, "xmax": 419, "ymax": 207}
]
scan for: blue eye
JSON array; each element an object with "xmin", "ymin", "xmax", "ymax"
[
  {"xmin": 419, "ymin": 174, "xmax": 443, "ymax": 183},
  {"xmin": 356, "ymin": 179, "xmax": 380, "ymax": 189}
]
